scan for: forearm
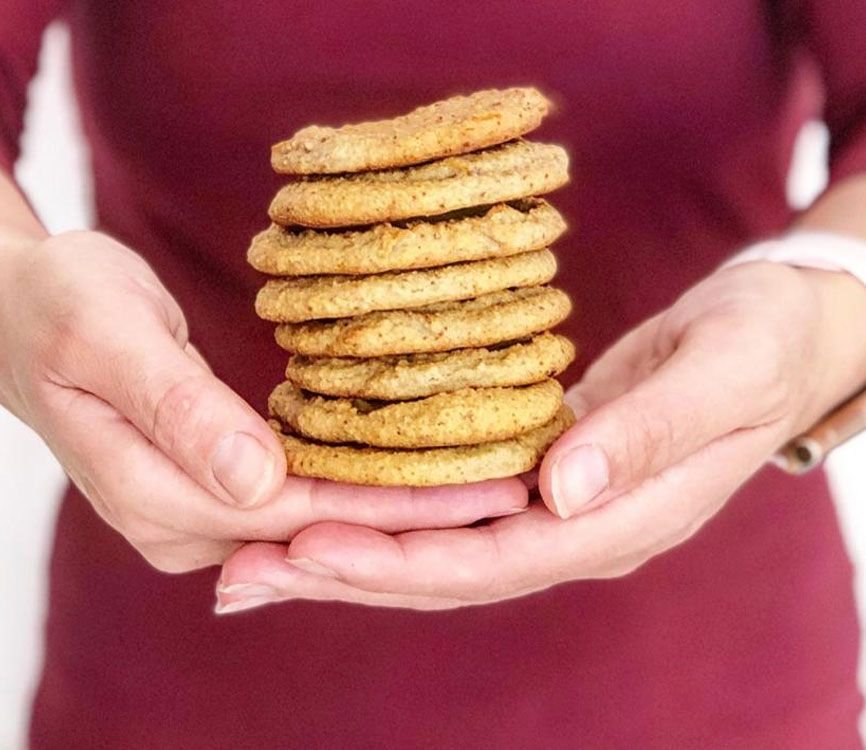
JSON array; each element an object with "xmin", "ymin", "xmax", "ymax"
[
  {"xmin": 0, "ymin": 169, "xmax": 44, "ymax": 270},
  {"xmin": 796, "ymin": 173, "xmax": 866, "ymax": 240}
]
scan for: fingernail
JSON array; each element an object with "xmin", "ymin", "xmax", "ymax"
[
  {"xmin": 551, "ymin": 444, "xmax": 609, "ymax": 519},
  {"xmin": 489, "ymin": 506, "xmax": 529, "ymax": 518},
  {"xmin": 211, "ymin": 432, "xmax": 276, "ymax": 507},
  {"xmin": 214, "ymin": 582, "xmax": 280, "ymax": 615},
  {"xmin": 217, "ymin": 582, "xmax": 279, "ymax": 597},
  {"xmin": 285, "ymin": 557, "xmax": 340, "ymax": 578},
  {"xmin": 215, "ymin": 595, "xmax": 276, "ymax": 615}
]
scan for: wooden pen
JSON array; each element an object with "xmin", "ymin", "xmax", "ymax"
[{"xmin": 774, "ymin": 387, "xmax": 866, "ymax": 474}]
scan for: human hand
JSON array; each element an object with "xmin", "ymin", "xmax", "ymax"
[
  {"xmin": 218, "ymin": 262, "xmax": 866, "ymax": 610},
  {"xmin": 0, "ymin": 230, "xmax": 527, "ymax": 574}
]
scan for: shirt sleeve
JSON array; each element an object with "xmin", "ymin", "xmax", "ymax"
[
  {"xmin": 0, "ymin": 0, "xmax": 66, "ymax": 174},
  {"xmin": 793, "ymin": 0, "xmax": 866, "ymax": 183}
]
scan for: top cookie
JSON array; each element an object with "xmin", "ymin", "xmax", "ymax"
[{"xmin": 271, "ymin": 87, "xmax": 551, "ymax": 175}]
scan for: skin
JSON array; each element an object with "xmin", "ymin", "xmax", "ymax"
[
  {"xmin": 0, "ymin": 172, "xmax": 528, "ymax": 574},
  {"xmin": 217, "ymin": 174, "xmax": 866, "ymax": 612}
]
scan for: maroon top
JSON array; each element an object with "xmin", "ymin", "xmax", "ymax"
[{"xmin": 3, "ymin": 1, "xmax": 866, "ymax": 747}]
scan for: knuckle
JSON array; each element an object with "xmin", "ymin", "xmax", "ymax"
[
  {"xmin": 47, "ymin": 309, "xmax": 98, "ymax": 367},
  {"xmin": 32, "ymin": 299, "xmax": 108, "ymax": 383},
  {"xmin": 150, "ymin": 373, "xmax": 217, "ymax": 455}
]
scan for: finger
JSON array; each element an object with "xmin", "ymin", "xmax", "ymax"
[
  {"xmin": 216, "ymin": 543, "xmax": 465, "ymax": 613},
  {"xmin": 540, "ymin": 324, "xmax": 783, "ymax": 519},
  {"xmin": 283, "ymin": 506, "xmax": 564, "ymax": 601},
  {"xmin": 63, "ymin": 294, "xmax": 286, "ymax": 509},
  {"xmin": 518, "ymin": 469, "xmax": 538, "ymax": 491},
  {"xmin": 42, "ymin": 383, "xmax": 529, "ymax": 545},
  {"xmin": 39, "ymin": 387, "xmax": 245, "ymax": 571},
  {"xmin": 269, "ymin": 425, "xmax": 779, "ymax": 603},
  {"xmin": 261, "ymin": 475, "xmax": 529, "ymax": 536}
]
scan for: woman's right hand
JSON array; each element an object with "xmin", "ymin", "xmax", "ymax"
[{"xmin": 0, "ymin": 230, "xmax": 527, "ymax": 573}]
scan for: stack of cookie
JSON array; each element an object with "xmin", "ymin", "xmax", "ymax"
[{"xmin": 248, "ymin": 88, "xmax": 576, "ymax": 486}]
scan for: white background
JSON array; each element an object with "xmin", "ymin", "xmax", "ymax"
[{"xmin": 1, "ymin": 24, "xmax": 865, "ymax": 750}]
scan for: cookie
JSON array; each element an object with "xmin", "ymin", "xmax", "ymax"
[
  {"xmin": 269, "ymin": 379, "xmax": 563, "ymax": 449},
  {"xmin": 255, "ymin": 248, "xmax": 556, "ymax": 323},
  {"xmin": 270, "ymin": 87, "xmax": 551, "ymax": 175},
  {"xmin": 269, "ymin": 405, "xmax": 575, "ymax": 486},
  {"xmin": 274, "ymin": 286, "xmax": 572, "ymax": 357},
  {"xmin": 285, "ymin": 332, "xmax": 576, "ymax": 400},
  {"xmin": 247, "ymin": 199, "xmax": 566, "ymax": 277},
  {"xmin": 269, "ymin": 140, "xmax": 569, "ymax": 228}
]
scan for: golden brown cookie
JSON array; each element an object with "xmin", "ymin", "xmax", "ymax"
[
  {"xmin": 255, "ymin": 248, "xmax": 556, "ymax": 323},
  {"xmin": 274, "ymin": 286, "xmax": 572, "ymax": 357},
  {"xmin": 285, "ymin": 332, "xmax": 576, "ymax": 400},
  {"xmin": 247, "ymin": 199, "xmax": 566, "ymax": 277},
  {"xmin": 269, "ymin": 140, "xmax": 569, "ymax": 228},
  {"xmin": 269, "ymin": 379, "xmax": 563, "ymax": 449},
  {"xmin": 270, "ymin": 87, "xmax": 551, "ymax": 175},
  {"xmin": 269, "ymin": 405, "xmax": 575, "ymax": 486}
]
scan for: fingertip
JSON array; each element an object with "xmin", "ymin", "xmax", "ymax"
[
  {"xmin": 218, "ymin": 542, "xmax": 290, "ymax": 590},
  {"xmin": 290, "ymin": 520, "xmax": 378, "ymax": 551},
  {"xmin": 210, "ymin": 430, "xmax": 286, "ymax": 509},
  {"xmin": 288, "ymin": 522, "xmax": 393, "ymax": 577},
  {"xmin": 539, "ymin": 432, "xmax": 610, "ymax": 520},
  {"xmin": 538, "ymin": 423, "xmax": 576, "ymax": 505},
  {"xmin": 257, "ymin": 425, "xmax": 289, "ymax": 495},
  {"xmin": 461, "ymin": 476, "xmax": 529, "ymax": 507},
  {"xmin": 416, "ymin": 475, "xmax": 529, "ymax": 522}
]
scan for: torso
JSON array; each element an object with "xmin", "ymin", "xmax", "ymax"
[{"xmin": 30, "ymin": 2, "xmax": 862, "ymax": 747}]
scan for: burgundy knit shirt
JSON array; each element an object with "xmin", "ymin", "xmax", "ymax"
[{"xmin": 2, "ymin": 1, "xmax": 866, "ymax": 747}]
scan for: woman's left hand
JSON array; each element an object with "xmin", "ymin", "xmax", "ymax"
[{"xmin": 217, "ymin": 262, "xmax": 866, "ymax": 612}]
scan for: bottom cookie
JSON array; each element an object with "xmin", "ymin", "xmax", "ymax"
[{"xmin": 269, "ymin": 406, "xmax": 575, "ymax": 486}]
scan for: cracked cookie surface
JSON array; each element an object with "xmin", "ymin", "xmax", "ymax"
[
  {"xmin": 269, "ymin": 379, "xmax": 563, "ymax": 448},
  {"xmin": 271, "ymin": 87, "xmax": 550, "ymax": 175},
  {"xmin": 285, "ymin": 332, "xmax": 575, "ymax": 400},
  {"xmin": 247, "ymin": 199, "xmax": 566, "ymax": 276},
  {"xmin": 255, "ymin": 248, "xmax": 555, "ymax": 322},
  {"xmin": 274, "ymin": 286, "xmax": 572, "ymax": 357},
  {"xmin": 269, "ymin": 140, "xmax": 569, "ymax": 228}
]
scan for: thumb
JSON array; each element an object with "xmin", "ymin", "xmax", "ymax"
[
  {"xmin": 539, "ymin": 335, "xmax": 769, "ymax": 519},
  {"xmin": 71, "ymin": 298, "xmax": 286, "ymax": 509}
]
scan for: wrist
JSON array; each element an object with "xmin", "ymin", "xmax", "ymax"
[
  {"xmin": 796, "ymin": 268, "xmax": 866, "ymax": 406},
  {"xmin": 724, "ymin": 229, "xmax": 866, "ymax": 288},
  {"xmin": 0, "ymin": 231, "xmax": 43, "ymax": 414},
  {"xmin": 723, "ymin": 230, "xmax": 866, "ymax": 407},
  {"xmin": 0, "ymin": 227, "xmax": 40, "ymax": 287}
]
